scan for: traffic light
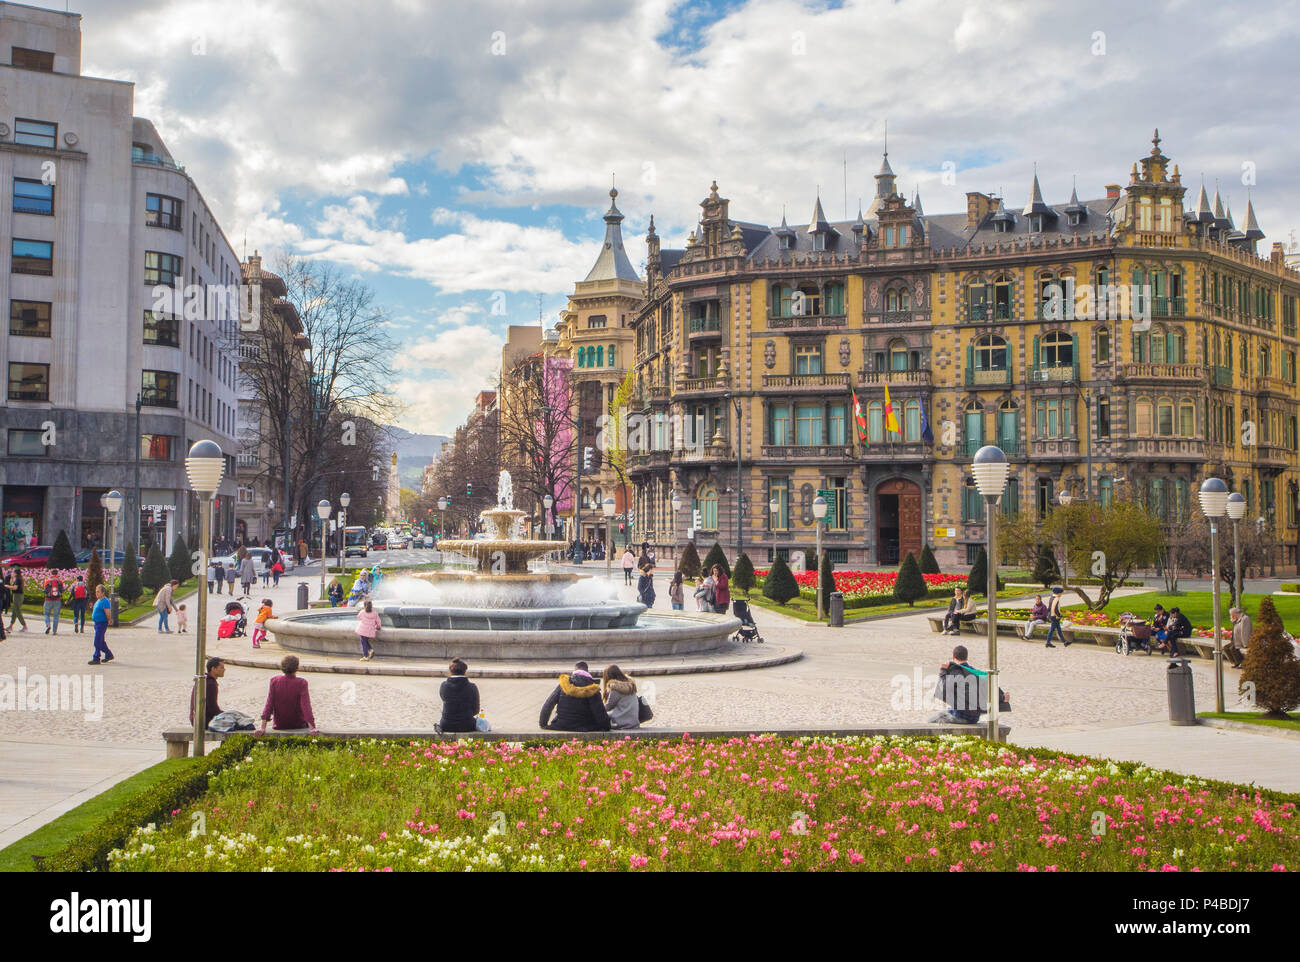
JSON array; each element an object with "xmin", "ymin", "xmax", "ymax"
[
  {"xmin": 627, "ymin": 509, "xmax": 635, "ymax": 529},
  {"xmin": 466, "ymin": 482, "xmax": 472, "ymax": 497},
  {"xmin": 582, "ymin": 446, "xmax": 593, "ymax": 472}
]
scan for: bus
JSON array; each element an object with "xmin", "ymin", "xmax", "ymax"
[{"xmin": 343, "ymin": 525, "xmax": 369, "ymax": 558}]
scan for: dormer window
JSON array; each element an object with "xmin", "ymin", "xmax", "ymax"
[
  {"xmin": 1067, "ymin": 211, "xmax": 1081, "ymax": 227},
  {"xmin": 779, "ymin": 235, "xmax": 793, "ymax": 251},
  {"xmin": 812, "ymin": 233, "xmax": 825, "ymax": 252},
  {"xmin": 1029, "ymin": 215, "xmax": 1044, "ymax": 233}
]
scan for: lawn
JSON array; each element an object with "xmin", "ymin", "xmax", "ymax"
[
  {"xmin": 1066, "ymin": 591, "xmax": 1300, "ymax": 632},
  {"xmin": 13, "ymin": 577, "xmax": 201, "ymax": 624},
  {"xmin": 98, "ymin": 735, "xmax": 1299, "ymax": 872},
  {"xmin": 1198, "ymin": 712, "xmax": 1300, "ymax": 732},
  {"xmin": 0, "ymin": 758, "xmax": 201, "ymax": 872},
  {"xmin": 744, "ymin": 588, "xmax": 1030, "ymax": 623}
]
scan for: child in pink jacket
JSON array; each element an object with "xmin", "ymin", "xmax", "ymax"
[{"xmin": 355, "ymin": 600, "xmax": 381, "ymax": 661}]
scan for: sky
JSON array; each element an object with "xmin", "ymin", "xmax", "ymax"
[{"xmin": 57, "ymin": 0, "xmax": 1300, "ymax": 435}]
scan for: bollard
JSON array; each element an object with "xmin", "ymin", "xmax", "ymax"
[
  {"xmin": 109, "ymin": 594, "xmax": 120, "ymax": 628},
  {"xmin": 296, "ymin": 582, "xmax": 309, "ymax": 611},
  {"xmin": 1166, "ymin": 658, "xmax": 1196, "ymax": 725},
  {"xmin": 829, "ymin": 591, "xmax": 844, "ymax": 627}
]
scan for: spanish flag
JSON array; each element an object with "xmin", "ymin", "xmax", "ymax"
[
  {"xmin": 883, "ymin": 384, "xmax": 901, "ymax": 435},
  {"xmin": 851, "ymin": 389, "xmax": 868, "ymax": 445}
]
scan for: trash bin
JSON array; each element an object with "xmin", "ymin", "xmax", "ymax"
[
  {"xmin": 109, "ymin": 594, "xmax": 120, "ymax": 628},
  {"xmin": 296, "ymin": 582, "xmax": 309, "ymax": 611},
  {"xmin": 1166, "ymin": 657, "xmax": 1196, "ymax": 725},
  {"xmin": 829, "ymin": 591, "xmax": 844, "ymax": 627}
]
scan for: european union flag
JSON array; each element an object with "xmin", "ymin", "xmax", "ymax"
[{"xmin": 920, "ymin": 402, "xmax": 934, "ymax": 445}]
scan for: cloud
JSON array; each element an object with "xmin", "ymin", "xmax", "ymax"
[{"xmin": 389, "ymin": 324, "xmax": 506, "ymax": 433}]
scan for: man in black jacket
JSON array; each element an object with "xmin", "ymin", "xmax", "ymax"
[
  {"xmin": 439, "ymin": 658, "xmax": 480, "ymax": 733},
  {"xmin": 1164, "ymin": 607, "xmax": 1193, "ymax": 657},
  {"xmin": 539, "ymin": 662, "xmax": 611, "ymax": 731}
]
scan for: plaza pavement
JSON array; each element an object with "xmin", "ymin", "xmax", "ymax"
[{"xmin": 2, "ymin": 560, "xmax": 1298, "ymax": 849}]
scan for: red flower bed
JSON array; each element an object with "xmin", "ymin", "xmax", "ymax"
[{"xmin": 754, "ymin": 569, "xmax": 966, "ymax": 600}]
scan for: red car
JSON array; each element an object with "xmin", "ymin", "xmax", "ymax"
[{"xmin": 0, "ymin": 546, "xmax": 53, "ymax": 568}]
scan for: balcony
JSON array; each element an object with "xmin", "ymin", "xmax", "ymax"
[
  {"xmin": 967, "ymin": 304, "xmax": 1011, "ymax": 322},
  {"xmin": 1253, "ymin": 375, "xmax": 1292, "ymax": 397},
  {"xmin": 881, "ymin": 310, "xmax": 915, "ymax": 325},
  {"xmin": 1211, "ymin": 366, "xmax": 1233, "ymax": 387},
  {"xmin": 628, "ymin": 450, "xmax": 672, "ymax": 472},
  {"xmin": 1028, "ymin": 438, "xmax": 1081, "ymax": 460},
  {"xmin": 959, "ymin": 439, "xmax": 1025, "ymax": 458},
  {"xmin": 1255, "ymin": 443, "xmax": 1291, "ymax": 469},
  {"xmin": 768, "ymin": 313, "xmax": 848, "ymax": 330},
  {"xmin": 1114, "ymin": 438, "xmax": 1207, "ymax": 460},
  {"xmin": 237, "ymin": 452, "xmax": 260, "ymax": 468},
  {"xmin": 965, "ymin": 366, "xmax": 1012, "ymax": 387},
  {"xmin": 671, "ymin": 442, "xmax": 733, "ymax": 466},
  {"xmin": 677, "ymin": 375, "xmax": 732, "ymax": 395},
  {"xmin": 859, "ymin": 369, "xmax": 931, "ymax": 387},
  {"xmin": 760, "ymin": 444, "xmax": 854, "ymax": 461},
  {"xmin": 131, "ymin": 149, "xmax": 184, "ymax": 172},
  {"xmin": 688, "ymin": 317, "xmax": 721, "ymax": 336},
  {"xmin": 1152, "ymin": 297, "xmax": 1187, "ymax": 317},
  {"xmin": 761, "ymin": 372, "xmax": 850, "ymax": 391},
  {"xmin": 1029, "ymin": 363, "xmax": 1079, "ymax": 384},
  {"xmin": 860, "ymin": 440, "xmax": 931, "ymax": 460},
  {"xmin": 1118, "ymin": 362, "xmax": 1207, "ymax": 383}
]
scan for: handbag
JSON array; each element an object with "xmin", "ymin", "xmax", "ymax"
[
  {"xmin": 475, "ymin": 715, "xmax": 492, "ymax": 732},
  {"xmin": 637, "ymin": 696, "xmax": 654, "ymax": 723}
]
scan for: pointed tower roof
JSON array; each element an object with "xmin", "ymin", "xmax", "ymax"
[
  {"xmin": 911, "ymin": 186, "xmax": 924, "ymax": 216},
  {"xmin": 1022, "ymin": 167, "xmax": 1051, "ymax": 216},
  {"xmin": 807, "ymin": 193, "xmax": 832, "ymax": 233},
  {"xmin": 851, "ymin": 201, "xmax": 866, "ymax": 235},
  {"xmin": 868, "ymin": 147, "xmax": 897, "ymax": 215},
  {"xmin": 1064, "ymin": 177, "xmax": 1087, "ymax": 219},
  {"xmin": 1242, "ymin": 197, "xmax": 1264, "ymax": 240},
  {"xmin": 1194, "ymin": 181, "xmax": 1214, "ymax": 222},
  {"xmin": 583, "ymin": 186, "xmax": 640, "ymax": 282},
  {"xmin": 774, "ymin": 207, "xmax": 796, "ymax": 240},
  {"xmin": 1212, "ymin": 185, "xmax": 1229, "ymax": 226},
  {"xmin": 1225, "ymin": 201, "xmax": 1238, "ymax": 231}
]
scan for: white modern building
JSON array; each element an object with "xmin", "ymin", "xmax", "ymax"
[{"xmin": 0, "ymin": 1, "xmax": 240, "ymax": 555}]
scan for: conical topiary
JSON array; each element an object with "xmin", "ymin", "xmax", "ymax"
[
  {"xmin": 141, "ymin": 541, "xmax": 169, "ymax": 591},
  {"xmin": 677, "ymin": 542, "xmax": 702, "ymax": 580},
  {"xmin": 919, "ymin": 544, "xmax": 940, "ymax": 575},
  {"xmin": 1033, "ymin": 543, "xmax": 1060, "ymax": 589},
  {"xmin": 732, "ymin": 552, "xmax": 756, "ymax": 596},
  {"xmin": 117, "ymin": 541, "xmax": 143, "ymax": 604},
  {"xmin": 168, "ymin": 535, "xmax": 193, "ymax": 585},
  {"xmin": 762, "ymin": 555, "xmax": 799, "ymax": 606},
  {"xmin": 894, "ymin": 552, "xmax": 928, "ymax": 606},
  {"xmin": 818, "ymin": 552, "xmax": 835, "ymax": 614},
  {"xmin": 702, "ymin": 541, "xmax": 731, "ymax": 580},
  {"xmin": 1240, "ymin": 597, "xmax": 1300, "ymax": 718},
  {"xmin": 48, "ymin": 529, "xmax": 77, "ymax": 570},
  {"xmin": 86, "ymin": 547, "xmax": 105, "ymax": 598},
  {"xmin": 967, "ymin": 545, "xmax": 987, "ymax": 595},
  {"xmin": 804, "ymin": 549, "xmax": 818, "ymax": 572}
]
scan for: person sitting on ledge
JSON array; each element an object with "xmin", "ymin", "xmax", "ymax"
[
  {"xmin": 190, "ymin": 656, "xmax": 224, "ymax": 729},
  {"xmin": 539, "ymin": 661, "xmax": 611, "ymax": 732},
  {"xmin": 929, "ymin": 645, "xmax": 987, "ymax": 725},
  {"xmin": 256, "ymin": 655, "xmax": 318, "ymax": 735},
  {"xmin": 438, "ymin": 657, "xmax": 480, "ymax": 734}
]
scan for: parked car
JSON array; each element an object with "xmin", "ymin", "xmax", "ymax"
[
  {"xmin": 0, "ymin": 546, "xmax": 52, "ymax": 568},
  {"xmin": 73, "ymin": 548, "xmax": 136, "ymax": 565},
  {"xmin": 209, "ymin": 547, "xmax": 276, "ymax": 577}
]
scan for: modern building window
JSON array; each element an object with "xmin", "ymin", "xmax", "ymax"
[
  {"xmin": 828, "ymin": 404, "xmax": 847, "ymax": 445},
  {"xmin": 769, "ymin": 478, "xmax": 790, "ymax": 530},
  {"xmin": 11, "ymin": 47, "xmax": 55, "ymax": 71},
  {"xmin": 13, "ymin": 178, "xmax": 53, "ymax": 215},
  {"xmin": 8, "ymin": 362, "xmax": 50, "ymax": 401},
  {"xmin": 14, "ymin": 118, "xmax": 56, "ymax": 148},
  {"xmin": 144, "ymin": 251, "xmax": 183, "ymax": 287},
  {"xmin": 794, "ymin": 404, "xmax": 823, "ymax": 446},
  {"xmin": 145, "ymin": 193, "xmax": 183, "ymax": 230},
  {"xmin": 769, "ymin": 403, "xmax": 791, "ymax": 445},
  {"xmin": 140, "ymin": 434, "xmax": 175, "ymax": 460},
  {"xmin": 7, "ymin": 428, "xmax": 49, "ymax": 455},
  {"xmin": 142, "ymin": 311, "xmax": 180, "ymax": 347},
  {"xmin": 141, "ymin": 370, "xmax": 179, "ymax": 407},
  {"xmin": 9, "ymin": 300, "xmax": 51, "ymax": 337},
  {"xmin": 12, "ymin": 239, "xmax": 53, "ymax": 275},
  {"xmin": 794, "ymin": 343, "xmax": 822, "ymax": 375}
]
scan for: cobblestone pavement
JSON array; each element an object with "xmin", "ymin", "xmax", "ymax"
[{"xmin": 0, "ymin": 567, "xmax": 1291, "ymax": 846}]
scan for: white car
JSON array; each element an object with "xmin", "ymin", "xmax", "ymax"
[{"xmin": 209, "ymin": 548, "xmax": 279, "ymax": 577}]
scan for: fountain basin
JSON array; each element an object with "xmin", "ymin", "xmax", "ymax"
[{"xmin": 266, "ymin": 609, "xmax": 741, "ymax": 661}]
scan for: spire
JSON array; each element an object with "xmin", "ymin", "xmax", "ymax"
[
  {"xmin": 583, "ymin": 185, "xmax": 641, "ymax": 282},
  {"xmin": 911, "ymin": 185, "xmax": 924, "ymax": 216},
  {"xmin": 1022, "ymin": 164, "xmax": 1050, "ymax": 216},
  {"xmin": 1064, "ymin": 175, "xmax": 1087, "ymax": 221},
  {"xmin": 808, "ymin": 192, "xmax": 831, "ymax": 233},
  {"xmin": 1212, "ymin": 182, "xmax": 1228, "ymax": 226},
  {"xmin": 1242, "ymin": 195, "xmax": 1264, "ymax": 241},
  {"xmin": 852, "ymin": 200, "xmax": 866, "ymax": 235},
  {"xmin": 1195, "ymin": 179, "xmax": 1213, "ymax": 222},
  {"xmin": 868, "ymin": 145, "xmax": 897, "ymax": 215}
]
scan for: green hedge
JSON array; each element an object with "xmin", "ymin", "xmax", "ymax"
[
  {"xmin": 841, "ymin": 585, "xmax": 954, "ymax": 611},
  {"xmin": 38, "ymin": 735, "xmax": 253, "ymax": 872},
  {"xmin": 1281, "ymin": 583, "xmax": 1300, "ymax": 593}
]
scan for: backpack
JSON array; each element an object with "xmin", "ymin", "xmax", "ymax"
[
  {"xmin": 73, "ymin": 583, "xmax": 87, "ymax": 599},
  {"xmin": 45, "ymin": 580, "xmax": 63, "ymax": 601}
]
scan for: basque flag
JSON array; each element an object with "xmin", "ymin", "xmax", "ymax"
[{"xmin": 851, "ymin": 389, "xmax": 868, "ymax": 445}]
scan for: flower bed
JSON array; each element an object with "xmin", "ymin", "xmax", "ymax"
[
  {"xmin": 994, "ymin": 608, "xmax": 1230, "ymax": 639},
  {"xmin": 755, "ymin": 569, "xmax": 967, "ymax": 602},
  {"xmin": 98, "ymin": 735, "xmax": 1297, "ymax": 872}
]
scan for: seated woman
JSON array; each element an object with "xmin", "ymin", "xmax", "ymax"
[
  {"xmin": 942, "ymin": 587, "xmax": 963, "ymax": 633},
  {"xmin": 602, "ymin": 665, "xmax": 640, "ymax": 730},
  {"xmin": 256, "ymin": 655, "xmax": 317, "ymax": 734},
  {"xmin": 327, "ymin": 578, "xmax": 344, "ymax": 607},
  {"xmin": 438, "ymin": 658, "xmax": 480, "ymax": 733},
  {"xmin": 1020, "ymin": 594, "xmax": 1049, "ymax": 639},
  {"xmin": 945, "ymin": 590, "xmax": 978, "ymax": 635},
  {"xmin": 1150, "ymin": 604, "xmax": 1170, "ymax": 650},
  {"xmin": 346, "ymin": 572, "xmax": 370, "ymax": 607}
]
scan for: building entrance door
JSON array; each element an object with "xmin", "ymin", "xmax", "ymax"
[{"xmin": 876, "ymin": 478, "xmax": 922, "ymax": 566}]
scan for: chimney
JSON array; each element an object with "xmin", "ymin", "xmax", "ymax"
[
  {"xmin": 966, "ymin": 191, "xmax": 993, "ymax": 229},
  {"xmin": 1105, "ymin": 184, "xmax": 1122, "ymax": 200},
  {"xmin": 1271, "ymin": 242, "xmax": 1285, "ymax": 267}
]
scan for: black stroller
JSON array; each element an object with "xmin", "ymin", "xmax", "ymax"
[
  {"xmin": 731, "ymin": 599, "xmax": 763, "ymax": 644},
  {"xmin": 1116, "ymin": 612, "xmax": 1153, "ymax": 656},
  {"xmin": 219, "ymin": 599, "xmax": 248, "ymax": 639}
]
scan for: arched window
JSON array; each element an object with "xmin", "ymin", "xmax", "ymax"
[
  {"xmin": 1150, "ymin": 324, "xmax": 1166, "ymax": 364},
  {"xmin": 696, "ymin": 483, "xmax": 718, "ymax": 531},
  {"xmin": 1169, "ymin": 327, "xmax": 1185, "ymax": 364},
  {"xmin": 608, "ymin": 344, "xmax": 616, "ymax": 368},
  {"xmin": 1261, "ymin": 344, "xmax": 1271, "ymax": 376},
  {"xmin": 1157, "ymin": 397, "xmax": 1175, "ymax": 436},
  {"xmin": 889, "ymin": 339, "xmax": 909, "ymax": 371},
  {"xmin": 1135, "ymin": 397, "xmax": 1153, "ymax": 435},
  {"xmin": 997, "ymin": 399, "xmax": 1018, "ymax": 447},
  {"xmin": 968, "ymin": 278, "xmax": 989, "ymax": 319},
  {"xmin": 964, "ymin": 400, "xmax": 984, "ymax": 450},
  {"xmin": 595, "ymin": 345, "xmax": 604, "ymax": 367},
  {"xmin": 974, "ymin": 334, "xmax": 1007, "ymax": 370},
  {"xmin": 1241, "ymin": 336, "xmax": 1249, "ymax": 375},
  {"xmin": 904, "ymin": 399, "xmax": 920, "ymax": 442},
  {"xmin": 1179, "ymin": 400, "xmax": 1196, "ymax": 437},
  {"xmin": 576, "ymin": 347, "xmax": 585, "ymax": 368},
  {"xmin": 993, "ymin": 274, "xmax": 1012, "ymax": 318},
  {"xmin": 1096, "ymin": 327, "xmax": 1111, "ymax": 363},
  {"xmin": 886, "ymin": 289, "xmax": 899, "ymax": 311},
  {"xmin": 1041, "ymin": 330, "xmax": 1073, "ymax": 366},
  {"xmin": 798, "ymin": 284, "xmax": 821, "ymax": 316}
]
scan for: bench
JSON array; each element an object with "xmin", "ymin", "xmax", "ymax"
[
  {"xmin": 925, "ymin": 614, "xmax": 1218, "ymax": 659},
  {"xmin": 163, "ymin": 723, "xmax": 1013, "ymax": 758}
]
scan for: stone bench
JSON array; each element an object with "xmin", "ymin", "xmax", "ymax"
[
  {"xmin": 163, "ymin": 723, "xmax": 1012, "ymax": 758},
  {"xmin": 925, "ymin": 614, "xmax": 1221, "ymax": 658}
]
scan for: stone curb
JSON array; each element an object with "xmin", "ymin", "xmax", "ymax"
[{"xmin": 1196, "ymin": 716, "xmax": 1300, "ymax": 740}]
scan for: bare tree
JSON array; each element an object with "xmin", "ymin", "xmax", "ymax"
[{"xmin": 496, "ymin": 355, "xmax": 578, "ymax": 535}]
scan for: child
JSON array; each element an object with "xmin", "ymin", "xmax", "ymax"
[
  {"xmin": 355, "ymin": 599, "xmax": 380, "ymax": 661},
  {"xmin": 252, "ymin": 598, "xmax": 273, "ymax": 649},
  {"xmin": 261, "ymin": 564, "xmax": 271, "ymax": 586},
  {"xmin": 176, "ymin": 603, "xmax": 188, "ymax": 633}
]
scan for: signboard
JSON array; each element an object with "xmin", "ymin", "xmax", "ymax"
[
  {"xmin": 934, "ymin": 526, "xmax": 956, "ymax": 539},
  {"xmin": 816, "ymin": 488, "xmax": 837, "ymax": 523},
  {"xmin": 790, "ymin": 550, "xmax": 806, "ymax": 571}
]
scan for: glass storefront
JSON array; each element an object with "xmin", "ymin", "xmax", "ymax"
[
  {"xmin": 2, "ymin": 485, "xmax": 45, "ymax": 551},
  {"xmin": 81, "ymin": 488, "xmax": 109, "ymax": 550}
]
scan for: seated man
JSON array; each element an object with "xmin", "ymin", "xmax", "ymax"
[
  {"xmin": 189, "ymin": 656, "xmax": 225, "ymax": 729},
  {"xmin": 539, "ymin": 661, "xmax": 611, "ymax": 732},
  {"xmin": 1163, "ymin": 606, "xmax": 1193, "ymax": 657},
  {"xmin": 929, "ymin": 645, "xmax": 988, "ymax": 725},
  {"xmin": 438, "ymin": 658, "xmax": 480, "ymax": 733},
  {"xmin": 1020, "ymin": 595, "xmax": 1048, "ymax": 639},
  {"xmin": 1225, "ymin": 607, "xmax": 1251, "ymax": 669}
]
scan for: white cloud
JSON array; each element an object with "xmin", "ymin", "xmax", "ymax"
[{"xmin": 389, "ymin": 324, "xmax": 506, "ymax": 433}]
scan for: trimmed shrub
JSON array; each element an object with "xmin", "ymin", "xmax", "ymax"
[
  {"xmin": 702, "ymin": 542, "xmax": 731, "ymax": 580},
  {"xmin": 677, "ymin": 542, "xmax": 702, "ymax": 580},
  {"xmin": 1033, "ymin": 544, "xmax": 1060, "ymax": 589},
  {"xmin": 117, "ymin": 542, "xmax": 143, "ymax": 604},
  {"xmin": 141, "ymin": 541, "xmax": 169, "ymax": 592},
  {"xmin": 919, "ymin": 544, "xmax": 940, "ymax": 575},
  {"xmin": 732, "ymin": 553, "xmax": 756, "ymax": 596},
  {"xmin": 804, "ymin": 550, "xmax": 818, "ymax": 572},
  {"xmin": 86, "ymin": 548, "xmax": 105, "ymax": 598},
  {"xmin": 48, "ymin": 529, "xmax": 78, "ymax": 570},
  {"xmin": 168, "ymin": 536, "xmax": 193, "ymax": 586},
  {"xmin": 894, "ymin": 553, "xmax": 928, "ymax": 606},
  {"xmin": 762, "ymin": 556, "xmax": 799, "ymax": 605},
  {"xmin": 966, "ymin": 546, "xmax": 1003, "ymax": 594},
  {"xmin": 1241, "ymin": 597, "xmax": 1300, "ymax": 718}
]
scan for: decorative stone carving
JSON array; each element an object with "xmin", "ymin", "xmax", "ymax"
[
  {"xmin": 839, "ymin": 338, "xmax": 851, "ymax": 368},
  {"xmin": 869, "ymin": 283, "xmax": 880, "ymax": 309},
  {"xmin": 764, "ymin": 340, "xmax": 776, "ymax": 369}
]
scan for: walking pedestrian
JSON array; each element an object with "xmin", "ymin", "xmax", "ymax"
[
  {"xmin": 89, "ymin": 585, "xmax": 114, "ymax": 665},
  {"xmin": 6, "ymin": 568, "xmax": 27, "ymax": 632},
  {"xmin": 711, "ymin": 563, "xmax": 730, "ymax": 615},
  {"xmin": 636, "ymin": 562, "xmax": 656, "ymax": 608},
  {"xmin": 355, "ymin": 599, "xmax": 380, "ymax": 661},
  {"xmin": 153, "ymin": 578, "xmax": 178, "ymax": 632},
  {"xmin": 70, "ymin": 575, "xmax": 89, "ymax": 633},
  {"xmin": 224, "ymin": 562, "xmax": 237, "ymax": 596},
  {"xmin": 176, "ymin": 603, "xmax": 189, "ymax": 633},
  {"xmin": 1045, "ymin": 585, "xmax": 1069, "ymax": 648},
  {"xmin": 208, "ymin": 558, "xmax": 221, "ymax": 594},
  {"xmin": 669, "ymin": 570, "xmax": 685, "ymax": 610},
  {"xmin": 239, "ymin": 552, "xmax": 257, "ymax": 597},
  {"xmin": 270, "ymin": 549, "xmax": 284, "ymax": 587},
  {"xmin": 622, "ymin": 547, "xmax": 636, "ymax": 585},
  {"xmin": 42, "ymin": 570, "xmax": 66, "ymax": 634}
]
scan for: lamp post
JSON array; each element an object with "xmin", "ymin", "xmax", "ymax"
[
  {"xmin": 1199, "ymin": 477, "xmax": 1230, "ymax": 714},
  {"xmin": 338, "ymin": 492, "xmax": 350, "ymax": 571},
  {"xmin": 104, "ymin": 490, "xmax": 123, "ymax": 614},
  {"xmin": 972, "ymin": 445, "xmax": 1011, "ymax": 743},
  {"xmin": 769, "ymin": 497, "xmax": 779, "ymax": 535},
  {"xmin": 1227, "ymin": 492, "xmax": 1246, "ymax": 610},
  {"xmin": 813, "ymin": 495, "xmax": 827, "ymax": 620},
  {"xmin": 602, "ymin": 497, "xmax": 616, "ymax": 580},
  {"xmin": 542, "ymin": 494, "xmax": 553, "ymax": 547},
  {"xmin": 98, "ymin": 494, "xmax": 109, "ymax": 567},
  {"xmin": 670, "ymin": 490, "xmax": 682, "ymax": 554},
  {"xmin": 316, "ymin": 499, "xmax": 331, "ymax": 600},
  {"xmin": 184, "ymin": 442, "xmax": 224, "ymax": 757},
  {"xmin": 1056, "ymin": 487, "xmax": 1072, "ymax": 589},
  {"xmin": 725, "ymin": 393, "xmax": 744, "ymax": 560}
]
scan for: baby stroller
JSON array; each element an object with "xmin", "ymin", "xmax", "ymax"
[
  {"xmin": 1116, "ymin": 613, "xmax": 1153, "ymax": 656},
  {"xmin": 217, "ymin": 599, "xmax": 247, "ymax": 639},
  {"xmin": 730, "ymin": 599, "xmax": 763, "ymax": 644}
]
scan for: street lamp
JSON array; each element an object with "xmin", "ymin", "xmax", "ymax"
[
  {"xmin": 1227, "ymin": 492, "xmax": 1246, "ymax": 610},
  {"xmin": 769, "ymin": 497, "xmax": 779, "ymax": 535},
  {"xmin": 972, "ymin": 445, "xmax": 1011, "ymax": 743},
  {"xmin": 184, "ymin": 442, "xmax": 224, "ymax": 757},
  {"xmin": 98, "ymin": 494, "xmax": 109, "ymax": 567},
  {"xmin": 1199, "ymin": 477, "xmax": 1230, "ymax": 714},
  {"xmin": 602, "ymin": 497, "xmax": 616, "ymax": 580},
  {"xmin": 338, "ymin": 492, "xmax": 351, "ymax": 571},
  {"xmin": 316, "ymin": 499, "xmax": 332, "ymax": 600},
  {"xmin": 104, "ymin": 490, "xmax": 124, "ymax": 610},
  {"xmin": 813, "ymin": 495, "xmax": 828, "ymax": 620},
  {"xmin": 543, "ymin": 494, "xmax": 554, "ymax": 544}
]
